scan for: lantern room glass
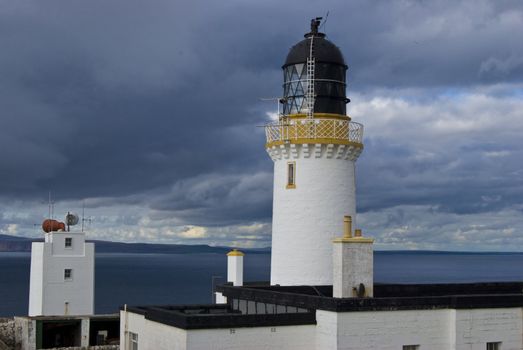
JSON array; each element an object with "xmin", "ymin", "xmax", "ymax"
[{"xmin": 282, "ymin": 63, "xmax": 347, "ymax": 116}]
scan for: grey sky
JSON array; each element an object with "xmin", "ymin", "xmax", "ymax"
[{"xmin": 1, "ymin": 0, "xmax": 522, "ymax": 250}]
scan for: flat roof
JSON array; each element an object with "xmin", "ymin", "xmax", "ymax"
[
  {"xmin": 123, "ymin": 304, "xmax": 315, "ymax": 330},
  {"xmin": 217, "ymin": 281, "xmax": 523, "ymax": 312},
  {"xmin": 15, "ymin": 314, "xmax": 119, "ymax": 321},
  {"xmin": 124, "ymin": 282, "xmax": 523, "ymax": 330}
]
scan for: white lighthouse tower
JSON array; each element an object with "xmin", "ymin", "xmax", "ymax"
[
  {"xmin": 28, "ymin": 214, "xmax": 95, "ymax": 316},
  {"xmin": 265, "ymin": 19, "xmax": 364, "ymax": 286}
]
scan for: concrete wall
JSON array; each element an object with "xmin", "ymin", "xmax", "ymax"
[
  {"xmin": 317, "ymin": 308, "xmax": 523, "ymax": 350},
  {"xmin": 29, "ymin": 232, "xmax": 95, "ymax": 316},
  {"xmin": 268, "ymin": 143, "xmax": 362, "ymax": 286},
  {"xmin": 0, "ymin": 318, "xmax": 14, "ymax": 349},
  {"xmin": 15, "ymin": 316, "xmax": 116, "ymax": 350},
  {"xmin": 15, "ymin": 317, "xmax": 36, "ymax": 350},
  {"xmin": 43, "ymin": 346, "xmax": 118, "ymax": 350}
]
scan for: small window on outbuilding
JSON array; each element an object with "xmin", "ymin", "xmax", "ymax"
[
  {"xmin": 65, "ymin": 237, "xmax": 72, "ymax": 248},
  {"xmin": 128, "ymin": 332, "xmax": 138, "ymax": 350},
  {"xmin": 286, "ymin": 162, "xmax": 296, "ymax": 189},
  {"xmin": 64, "ymin": 269, "xmax": 73, "ymax": 281},
  {"xmin": 403, "ymin": 346, "xmax": 420, "ymax": 350},
  {"xmin": 487, "ymin": 342, "xmax": 501, "ymax": 350}
]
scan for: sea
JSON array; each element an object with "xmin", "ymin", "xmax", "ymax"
[{"xmin": 2, "ymin": 251, "xmax": 523, "ymax": 317}]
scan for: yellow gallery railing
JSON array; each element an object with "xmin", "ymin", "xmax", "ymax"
[{"xmin": 265, "ymin": 118, "xmax": 364, "ymax": 146}]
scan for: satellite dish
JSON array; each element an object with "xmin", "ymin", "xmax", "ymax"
[{"xmin": 66, "ymin": 213, "xmax": 79, "ymax": 226}]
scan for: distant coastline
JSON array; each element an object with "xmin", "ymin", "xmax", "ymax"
[
  {"xmin": 2, "ymin": 234, "xmax": 522, "ymax": 255},
  {"xmin": 0, "ymin": 233, "xmax": 270, "ymax": 254}
]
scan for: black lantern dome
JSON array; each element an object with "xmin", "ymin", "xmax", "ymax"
[{"xmin": 282, "ymin": 19, "xmax": 349, "ymax": 116}]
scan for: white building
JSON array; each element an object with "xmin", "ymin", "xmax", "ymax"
[
  {"xmin": 121, "ymin": 295, "xmax": 523, "ymax": 350},
  {"xmin": 120, "ymin": 19, "xmax": 523, "ymax": 350},
  {"xmin": 29, "ymin": 219, "xmax": 95, "ymax": 317}
]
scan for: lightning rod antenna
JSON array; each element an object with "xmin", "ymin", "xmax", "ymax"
[
  {"xmin": 48, "ymin": 191, "xmax": 51, "ymax": 220},
  {"xmin": 48, "ymin": 191, "xmax": 55, "ymax": 221},
  {"xmin": 81, "ymin": 201, "xmax": 85, "ymax": 232},
  {"xmin": 320, "ymin": 11, "xmax": 330, "ymax": 32}
]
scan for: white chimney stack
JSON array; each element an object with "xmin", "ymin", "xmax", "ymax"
[{"xmin": 332, "ymin": 216, "xmax": 374, "ymax": 298}]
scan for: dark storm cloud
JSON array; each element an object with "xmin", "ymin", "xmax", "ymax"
[
  {"xmin": 1, "ymin": 0, "xmax": 523, "ymax": 246},
  {"xmin": 354, "ymin": 86, "xmax": 523, "ymax": 217},
  {"xmin": 358, "ymin": 140, "xmax": 523, "ymax": 214},
  {"xmin": 150, "ymin": 172, "xmax": 273, "ymax": 225},
  {"xmin": 0, "ymin": 0, "xmax": 280, "ymax": 200}
]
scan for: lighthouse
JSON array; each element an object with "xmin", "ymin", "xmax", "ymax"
[{"xmin": 265, "ymin": 18, "xmax": 364, "ymax": 286}]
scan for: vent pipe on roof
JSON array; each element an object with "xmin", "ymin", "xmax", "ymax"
[{"xmin": 227, "ymin": 249, "xmax": 245, "ymax": 287}]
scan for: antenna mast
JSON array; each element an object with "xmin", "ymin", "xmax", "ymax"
[
  {"xmin": 48, "ymin": 191, "xmax": 55, "ymax": 220},
  {"xmin": 81, "ymin": 201, "xmax": 85, "ymax": 232},
  {"xmin": 81, "ymin": 202, "xmax": 92, "ymax": 232},
  {"xmin": 259, "ymin": 97, "xmax": 285, "ymax": 119}
]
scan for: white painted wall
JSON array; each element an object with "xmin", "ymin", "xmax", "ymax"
[
  {"xmin": 121, "ymin": 311, "xmax": 188, "ymax": 350},
  {"xmin": 215, "ymin": 292, "xmax": 227, "ymax": 304},
  {"xmin": 186, "ymin": 324, "xmax": 315, "ymax": 350},
  {"xmin": 29, "ymin": 232, "xmax": 94, "ymax": 316},
  {"xmin": 315, "ymin": 310, "xmax": 338, "ymax": 350},
  {"xmin": 227, "ymin": 254, "xmax": 243, "ymax": 286},
  {"xmin": 455, "ymin": 308, "xmax": 523, "ymax": 350},
  {"xmin": 268, "ymin": 143, "xmax": 362, "ymax": 286},
  {"xmin": 120, "ymin": 310, "xmax": 315, "ymax": 350},
  {"xmin": 317, "ymin": 308, "xmax": 523, "ymax": 350},
  {"xmin": 317, "ymin": 309, "xmax": 455, "ymax": 350},
  {"xmin": 28, "ymin": 244, "xmax": 44, "ymax": 316},
  {"xmin": 120, "ymin": 306, "xmax": 523, "ymax": 350}
]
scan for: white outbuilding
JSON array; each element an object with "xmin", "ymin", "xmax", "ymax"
[
  {"xmin": 29, "ymin": 216, "xmax": 94, "ymax": 317},
  {"xmin": 120, "ymin": 19, "xmax": 523, "ymax": 350}
]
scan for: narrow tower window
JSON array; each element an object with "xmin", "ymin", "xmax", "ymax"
[
  {"xmin": 286, "ymin": 162, "xmax": 296, "ymax": 189},
  {"xmin": 65, "ymin": 237, "xmax": 72, "ymax": 248},
  {"xmin": 487, "ymin": 342, "xmax": 501, "ymax": 350},
  {"xmin": 64, "ymin": 269, "xmax": 73, "ymax": 281}
]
